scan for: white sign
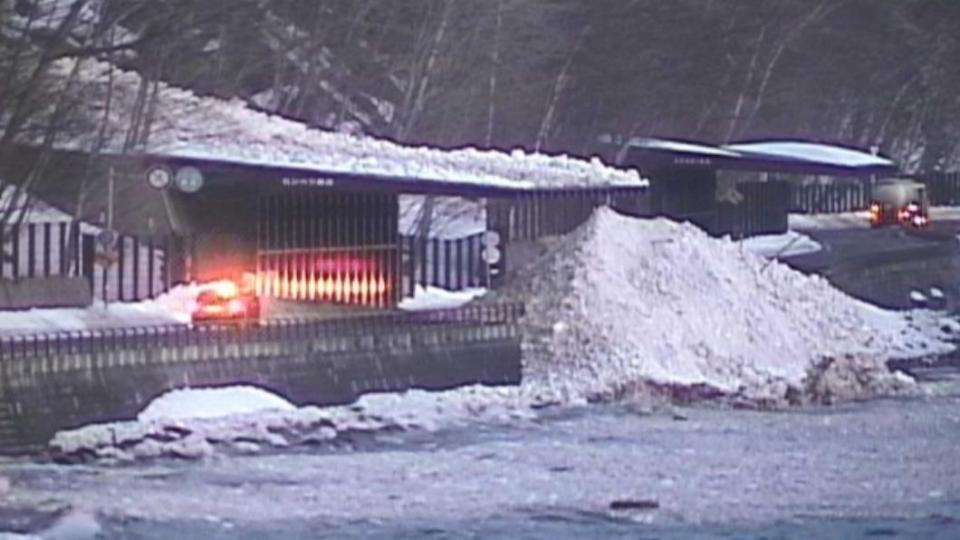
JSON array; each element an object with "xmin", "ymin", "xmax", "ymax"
[
  {"xmin": 145, "ymin": 166, "xmax": 173, "ymax": 190},
  {"xmin": 482, "ymin": 230, "xmax": 501, "ymax": 247},
  {"xmin": 175, "ymin": 166, "xmax": 205, "ymax": 193},
  {"xmin": 482, "ymin": 246, "xmax": 501, "ymax": 265}
]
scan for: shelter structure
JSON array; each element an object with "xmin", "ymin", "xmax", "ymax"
[
  {"xmin": 2, "ymin": 58, "xmax": 647, "ymax": 308},
  {"xmin": 616, "ymin": 137, "xmax": 899, "ymax": 236}
]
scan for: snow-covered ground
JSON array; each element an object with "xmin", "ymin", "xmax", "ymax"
[
  {"xmin": 0, "ymin": 282, "xmax": 219, "ymax": 336},
  {"xmin": 28, "ymin": 59, "xmax": 644, "ymax": 191},
  {"xmin": 6, "ymin": 374, "xmax": 960, "ymax": 536},
  {"xmin": 49, "ymin": 384, "xmax": 530, "ymax": 463},
  {"xmin": 737, "ymin": 230, "xmax": 822, "ymax": 258},
  {"xmin": 397, "ymin": 285, "xmax": 486, "ymax": 311}
]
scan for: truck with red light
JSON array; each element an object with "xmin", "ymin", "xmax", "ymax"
[
  {"xmin": 868, "ymin": 178, "xmax": 929, "ymax": 228},
  {"xmin": 191, "ymin": 277, "xmax": 261, "ymax": 327}
]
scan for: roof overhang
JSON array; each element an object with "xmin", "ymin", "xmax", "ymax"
[{"xmin": 620, "ymin": 137, "xmax": 899, "ymax": 177}]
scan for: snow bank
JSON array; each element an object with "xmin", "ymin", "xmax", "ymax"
[
  {"xmin": 32, "ymin": 59, "xmax": 644, "ymax": 191},
  {"xmin": 0, "ymin": 280, "xmax": 239, "ymax": 336},
  {"xmin": 137, "ymin": 386, "xmax": 296, "ymax": 422},
  {"xmin": 504, "ymin": 207, "xmax": 948, "ymax": 405},
  {"xmin": 738, "ymin": 231, "xmax": 822, "ymax": 259},
  {"xmin": 398, "ymin": 286, "xmax": 486, "ymax": 311},
  {"xmin": 49, "ymin": 385, "xmax": 529, "ymax": 463}
]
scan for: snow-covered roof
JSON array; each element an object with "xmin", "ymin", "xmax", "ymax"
[
  {"xmin": 626, "ymin": 137, "xmax": 742, "ymax": 158},
  {"xmin": 723, "ymin": 141, "xmax": 894, "ymax": 169},
  {"xmin": 24, "ymin": 59, "xmax": 645, "ymax": 192},
  {"xmin": 619, "ymin": 137, "xmax": 898, "ymax": 175}
]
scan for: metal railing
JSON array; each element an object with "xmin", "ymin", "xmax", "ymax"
[{"xmin": 0, "ymin": 303, "xmax": 525, "ymax": 362}]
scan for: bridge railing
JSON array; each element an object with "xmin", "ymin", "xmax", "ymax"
[{"xmin": 0, "ymin": 302, "xmax": 525, "ymax": 362}]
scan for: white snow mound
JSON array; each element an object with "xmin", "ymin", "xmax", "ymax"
[
  {"xmin": 510, "ymin": 207, "xmax": 948, "ymax": 404},
  {"xmin": 50, "ymin": 385, "xmax": 530, "ymax": 463},
  {"xmin": 137, "ymin": 386, "xmax": 296, "ymax": 422}
]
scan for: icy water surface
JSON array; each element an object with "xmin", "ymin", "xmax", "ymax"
[{"xmin": 2, "ymin": 367, "xmax": 960, "ymax": 539}]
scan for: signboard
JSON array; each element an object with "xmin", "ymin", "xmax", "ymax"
[
  {"xmin": 175, "ymin": 166, "xmax": 205, "ymax": 193},
  {"xmin": 145, "ymin": 165, "xmax": 173, "ymax": 190},
  {"xmin": 282, "ymin": 176, "xmax": 336, "ymax": 188}
]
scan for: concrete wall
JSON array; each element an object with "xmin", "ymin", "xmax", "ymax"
[{"xmin": 0, "ymin": 322, "xmax": 521, "ymax": 455}]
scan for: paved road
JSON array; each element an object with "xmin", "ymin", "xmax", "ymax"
[{"xmin": 786, "ymin": 218, "xmax": 960, "ymax": 274}]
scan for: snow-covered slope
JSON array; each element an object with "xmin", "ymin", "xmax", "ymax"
[
  {"xmin": 30, "ymin": 59, "xmax": 643, "ymax": 191},
  {"xmin": 506, "ymin": 208, "xmax": 947, "ymax": 404}
]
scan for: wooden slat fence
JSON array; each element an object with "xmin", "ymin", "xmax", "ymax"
[
  {"xmin": 1, "ymin": 220, "xmax": 179, "ymax": 303},
  {"xmin": 400, "ymin": 233, "xmax": 486, "ymax": 296},
  {"xmin": 488, "ymin": 186, "xmax": 649, "ymax": 242},
  {"xmin": 789, "ymin": 182, "xmax": 870, "ymax": 214},
  {"xmin": 919, "ymin": 172, "xmax": 960, "ymax": 206}
]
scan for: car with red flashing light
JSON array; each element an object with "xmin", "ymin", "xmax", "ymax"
[
  {"xmin": 191, "ymin": 279, "xmax": 261, "ymax": 327},
  {"xmin": 869, "ymin": 178, "xmax": 929, "ymax": 228}
]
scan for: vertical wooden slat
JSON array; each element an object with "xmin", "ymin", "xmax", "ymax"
[
  {"xmin": 12, "ymin": 224, "xmax": 21, "ymax": 280},
  {"xmin": 27, "ymin": 223, "xmax": 36, "ymax": 278},
  {"xmin": 147, "ymin": 239, "xmax": 156, "ymax": 298},
  {"xmin": 467, "ymin": 234, "xmax": 476, "ymax": 287},
  {"xmin": 58, "ymin": 222, "xmax": 68, "ymax": 274},
  {"xmin": 431, "ymin": 237, "xmax": 440, "ymax": 288},
  {"xmin": 117, "ymin": 236, "xmax": 126, "ymax": 302},
  {"xmin": 444, "ymin": 239, "xmax": 452, "ymax": 290},
  {"xmin": 43, "ymin": 223, "xmax": 51, "ymax": 277},
  {"xmin": 419, "ymin": 235, "xmax": 428, "ymax": 288},
  {"xmin": 405, "ymin": 235, "xmax": 414, "ymax": 300},
  {"xmin": 132, "ymin": 236, "xmax": 141, "ymax": 300}
]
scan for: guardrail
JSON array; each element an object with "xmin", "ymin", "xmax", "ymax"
[{"xmin": 0, "ymin": 302, "xmax": 525, "ymax": 362}]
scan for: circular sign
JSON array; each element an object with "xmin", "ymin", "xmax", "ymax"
[
  {"xmin": 145, "ymin": 165, "xmax": 173, "ymax": 190},
  {"xmin": 96, "ymin": 229, "xmax": 117, "ymax": 247},
  {"xmin": 482, "ymin": 246, "xmax": 501, "ymax": 265},
  {"xmin": 482, "ymin": 230, "xmax": 501, "ymax": 247},
  {"xmin": 175, "ymin": 166, "xmax": 205, "ymax": 193}
]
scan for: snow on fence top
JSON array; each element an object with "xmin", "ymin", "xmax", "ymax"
[{"xmin": 34, "ymin": 59, "xmax": 644, "ymax": 191}]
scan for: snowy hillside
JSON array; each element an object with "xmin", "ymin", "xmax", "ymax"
[{"xmin": 31, "ymin": 59, "xmax": 644, "ymax": 191}]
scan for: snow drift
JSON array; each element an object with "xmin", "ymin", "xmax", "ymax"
[
  {"xmin": 49, "ymin": 385, "xmax": 528, "ymax": 463},
  {"xmin": 506, "ymin": 207, "xmax": 947, "ymax": 405}
]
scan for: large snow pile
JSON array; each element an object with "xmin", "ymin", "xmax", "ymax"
[
  {"xmin": 505, "ymin": 207, "xmax": 948, "ymax": 405},
  {"xmin": 27, "ymin": 59, "xmax": 643, "ymax": 191},
  {"xmin": 50, "ymin": 385, "xmax": 528, "ymax": 463}
]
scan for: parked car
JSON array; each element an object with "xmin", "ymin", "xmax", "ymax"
[{"xmin": 191, "ymin": 279, "xmax": 260, "ymax": 327}]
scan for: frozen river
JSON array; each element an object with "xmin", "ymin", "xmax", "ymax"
[{"xmin": 1, "ymin": 366, "xmax": 959, "ymax": 539}]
